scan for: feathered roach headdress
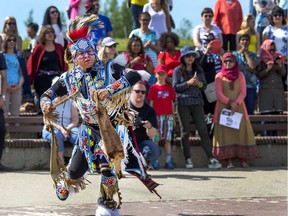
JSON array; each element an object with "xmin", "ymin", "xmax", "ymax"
[{"xmin": 66, "ymin": 14, "xmax": 104, "ymax": 56}]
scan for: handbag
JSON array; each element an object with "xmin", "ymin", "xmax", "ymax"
[{"xmin": 204, "ymin": 81, "xmax": 217, "ymax": 103}]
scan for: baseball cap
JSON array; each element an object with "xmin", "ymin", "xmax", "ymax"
[
  {"xmin": 154, "ymin": 64, "xmax": 168, "ymax": 73},
  {"xmin": 102, "ymin": 37, "xmax": 119, "ymax": 47}
]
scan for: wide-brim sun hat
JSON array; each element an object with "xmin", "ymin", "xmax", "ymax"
[
  {"xmin": 102, "ymin": 37, "xmax": 119, "ymax": 47},
  {"xmin": 180, "ymin": 45, "xmax": 200, "ymax": 60}
]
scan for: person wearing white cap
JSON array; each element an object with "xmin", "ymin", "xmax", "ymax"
[{"xmin": 98, "ymin": 37, "xmax": 119, "ymax": 63}]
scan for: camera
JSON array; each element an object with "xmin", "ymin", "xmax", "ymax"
[{"xmin": 133, "ymin": 116, "xmax": 143, "ymax": 127}]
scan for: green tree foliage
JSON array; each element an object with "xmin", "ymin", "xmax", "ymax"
[
  {"xmin": 24, "ymin": 9, "xmax": 34, "ymax": 27},
  {"xmin": 102, "ymin": 0, "xmax": 133, "ymax": 38},
  {"xmin": 119, "ymin": 2, "xmax": 133, "ymax": 38},
  {"xmin": 176, "ymin": 18, "xmax": 193, "ymax": 39},
  {"xmin": 60, "ymin": 11, "xmax": 68, "ymax": 28}
]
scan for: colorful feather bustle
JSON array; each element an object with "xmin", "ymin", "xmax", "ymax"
[{"xmin": 66, "ymin": 14, "xmax": 104, "ymax": 45}]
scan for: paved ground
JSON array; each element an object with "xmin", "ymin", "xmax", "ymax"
[{"xmin": 0, "ymin": 167, "xmax": 287, "ymax": 216}]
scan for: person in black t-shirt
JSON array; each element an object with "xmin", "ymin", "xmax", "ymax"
[{"xmin": 130, "ymin": 82, "xmax": 161, "ymax": 168}]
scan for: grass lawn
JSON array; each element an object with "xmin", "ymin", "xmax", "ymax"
[{"xmin": 23, "ymin": 38, "xmax": 193, "ymax": 52}]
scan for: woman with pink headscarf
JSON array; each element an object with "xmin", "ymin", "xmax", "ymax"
[
  {"xmin": 256, "ymin": 39, "xmax": 286, "ymax": 115},
  {"xmin": 212, "ymin": 53, "xmax": 259, "ymax": 168}
]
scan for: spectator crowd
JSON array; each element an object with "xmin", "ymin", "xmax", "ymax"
[{"xmin": 0, "ymin": 0, "xmax": 287, "ymax": 171}]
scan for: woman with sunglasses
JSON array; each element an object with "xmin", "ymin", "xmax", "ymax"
[
  {"xmin": 42, "ymin": 6, "xmax": 67, "ymax": 48},
  {"xmin": 263, "ymin": 6, "xmax": 288, "ymax": 90},
  {"xmin": 2, "ymin": 34, "xmax": 24, "ymax": 116},
  {"xmin": 97, "ymin": 36, "xmax": 119, "ymax": 65},
  {"xmin": 27, "ymin": 25, "xmax": 68, "ymax": 112},
  {"xmin": 212, "ymin": 53, "xmax": 259, "ymax": 168},
  {"xmin": 1, "ymin": 16, "xmax": 33, "ymax": 100},
  {"xmin": 263, "ymin": 6, "xmax": 287, "ymax": 63},
  {"xmin": 172, "ymin": 45, "xmax": 222, "ymax": 170},
  {"xmin": 1, "ymin": 16, "xmax": 22, "ymax": 52},
  {"xmin": 192, "ymin": 7, "xmax": 223, "ymax": 51}
]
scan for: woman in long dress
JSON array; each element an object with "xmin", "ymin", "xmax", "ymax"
[{"xmin": 212, "ymin": 53, "xmax": 259, "ymax": 168}]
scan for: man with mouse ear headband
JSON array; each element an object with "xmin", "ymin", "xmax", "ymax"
[{"xmin": 40, "ymin": 14, "xmax": 161, "ymax": 215}]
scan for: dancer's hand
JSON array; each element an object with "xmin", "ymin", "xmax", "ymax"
[
  {"xmin": 42, "ymin": 103, "xmax": 54, "ymax": 115},
  {"xmin": 96, "ymin": 89, "xmax": 109, "ymax": 101}
]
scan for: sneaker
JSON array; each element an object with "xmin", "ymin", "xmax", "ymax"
[
  {"xmin": 208, "ymin": 158, "xmax": 222, "ymax": 169},
  {"xmin": 56, "ymin": 184, "xmax": 69, "ymax": 201},
  {"xmin": 185, "ymin": 158, "xmax": 193, "ymax": 169},
  {"xmin": 165, "ymin": 160, "xmax": 175, "ymax": 170},
  {"xmin": 152, "ymin": 160, "xmax": 159, "ymax": 170}
]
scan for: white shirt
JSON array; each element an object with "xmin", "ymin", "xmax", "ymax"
[
  {"xmin": 52, "ymin": 24, "xmax": 67, "ymax": 47},
  {"xmin": 143, "ymin": 3, "xmax": 168, "ymax": 35}
]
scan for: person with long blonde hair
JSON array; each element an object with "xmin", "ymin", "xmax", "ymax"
[
  {"xmin": 1, "ymin": 16, "xmax": 22, "ymax": 52},
  {"xmin": 236, "ymin": 15, "xmax": 260, "ymax": 53},
  {"xmin": 97, "ymin": 36, "xmax": 119, "ymax": 65}
]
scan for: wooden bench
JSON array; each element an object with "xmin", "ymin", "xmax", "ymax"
[
  {"xmin": 5, "ymin": 115, "xmax": 49, "ymax": 148},
  {"xmin": 3, "ymin": 114, "xmax": 287, "ymax": 168},
  {"xmin": 5, "ymin": 114, "xmax": 287, "ymax": 148},
  {"xmin": 172, "ymin": 114, "xmax": 288, "ymax": 146}
]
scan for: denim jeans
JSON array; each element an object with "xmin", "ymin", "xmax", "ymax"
[
  {"xmin": 42, "ymin": 127, "xmax": 79, "ymax": 152},
  {"xmin": 245, "ymin": 88, "xmax": 257, "ymax": 115},
  {"xmin": 138, "ymin": 139, "xmax": 161, "ymax": 164},
  {"xmin": 130, "ymin": 4, "xmax": 144, "ymax": 29}
]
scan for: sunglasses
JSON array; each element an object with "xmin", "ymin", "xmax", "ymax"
[
  {"xmin": 45, "ymin": 30, "xmax": 54, "ymax": 34},
  {"xmin": 7, "ymin": 22, "xmax": 16, "ymax": 26},
  {"xmin": 133, "ymin": 90, "xmax": 146, "ymax": 94},
  {"xmin": 107, "ymin": 44, "xmax": 117, "ymax": 48},
  {"xmin": 185, "ymin": 53, "xmax": 196, "ymax": 58},
  {"xmin": 273, "ymin": 13, "xmax": 283, "ymax": 17},
  {"xmin": 50, "ymin": 10, "xmax": 58, "ymax": 14},
  {"xmin": 8, "ymin": 39, "xmax": 16, "ymax": 42},
  {"xmin": 223, "ymin": 59, "xmax": 235, "ymax": 64},
  {"xmin": 204, "ymin": 14, "xmax": 213, "ymax": 18}
]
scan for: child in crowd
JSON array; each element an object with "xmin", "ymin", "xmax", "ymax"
[{"xmin": 148, "ymin": 64, "xmax": 176, "ymax": 169}]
